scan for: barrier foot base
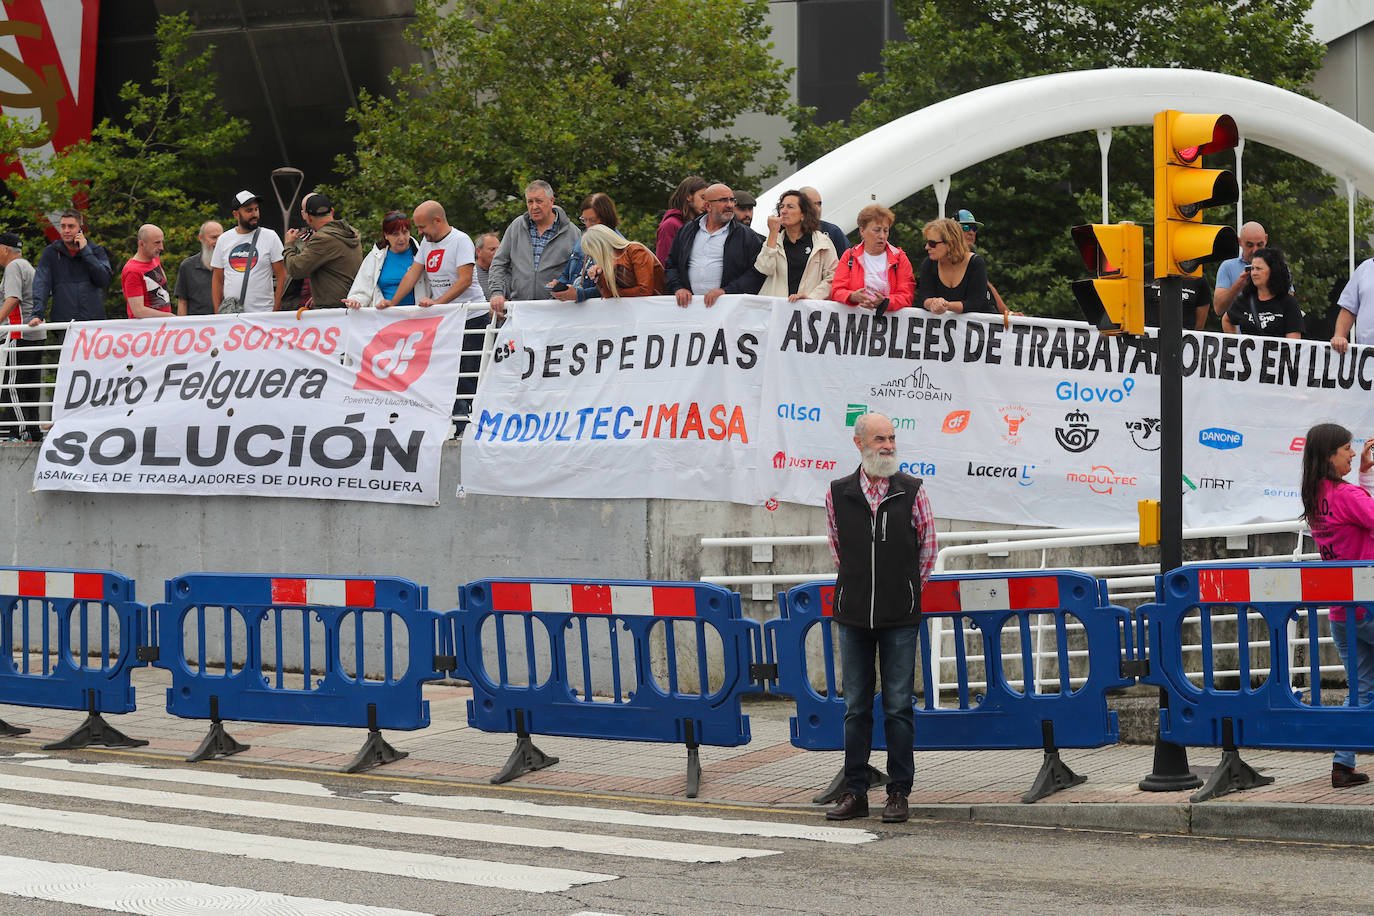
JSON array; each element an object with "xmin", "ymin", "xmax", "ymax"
[
  {"xmin": 187, "ymin": 722, "xmax": 249, "ymax": 763},
  {"xmin": 812, "ymin": 763, "xmax": 886, "ymax": 805},
  {"xmin": 1021, "ymin": 750, "xmax": 1086, "ymax": 804},
  {"xmin": 1189, "ymin": 749, "xmax": 1273, "ymax": 803},
  {"xmin": 1138, "ymin": 736, "xmax": 1202, "ymax": 792},
  {"xmin": 344, "ymin": 727, "xmax": 407, "ymax": 774},
  {"xmin": 0, "ymin": 718, "xmax": 29, "ymax": 737},
  {"xmin": 685, "ymin": 744, "xmax": 701, "ymax": 799},
  {"xmin": 491, "ymin": 711, "xmax": 557, "ymax": 785},
  {"xmin": 42, "ymin": 713, "xmax": 148, "ymax": 751}
]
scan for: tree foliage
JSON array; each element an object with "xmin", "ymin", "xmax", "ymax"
[
  {"xmin": 787, "ymin": 0, "xmax": 1370, "ymax": 327},
  {"xmin": 332, "ymin": 0, "xmax": 796, "ymax": 241},
  {"xmin": 0, "ymin": 13, "xmax": 245, "ymax": 315}
]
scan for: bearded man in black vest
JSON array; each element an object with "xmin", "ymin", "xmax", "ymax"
[{"xmin": 824, "ymin": 412, "xmax": 936, "ymax": 823}]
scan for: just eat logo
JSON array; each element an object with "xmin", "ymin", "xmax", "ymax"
[{"xmin": 354, "ymin": 316, "xmax": 443, "ymax": 392}]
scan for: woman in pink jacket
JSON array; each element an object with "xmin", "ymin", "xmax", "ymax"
[{"xmin": 1301, "ymin": 422, "xmax": 1374, "ymax": 788}]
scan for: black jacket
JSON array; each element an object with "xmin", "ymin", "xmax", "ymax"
[
  {"xmin": 830, "ymin": 468, "xmax": 924, "ymax": 629},
  {"xmin": 32, "ymin": 239, "xmax": 113, "ymax": 322},
  {"xmin": 664, "ymin": 217, "xmax": 764, "ymax": 295}
]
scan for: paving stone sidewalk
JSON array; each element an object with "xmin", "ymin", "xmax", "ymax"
[{"xmin": 2, "ymin": 668, "xmax": 1370, "ymax": 844}]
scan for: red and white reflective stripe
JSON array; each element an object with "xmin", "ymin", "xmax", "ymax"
[
  {"xmin": 923, "ymin": 575, "xmax": 1062, "ymax": 614},
  {"xmin": 0, "ymin": 570, "xmax": 105, "ymax": 600},
  {"xmin": 270, "ymin": 578, "xmax": 377, "ymax": 607},
  {"xmin": 488, "ymin": 582, "xmax": 697, "ymax": 617},
  {"xmin": 1196, "ymin": 566, "xmax": 1374, "ymax": 603}
]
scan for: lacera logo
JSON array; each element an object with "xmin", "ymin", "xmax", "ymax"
[
  {"xmin": 941, "ymin": 410, "xmax": 970, "ymax": 433},
  {"xmin": 354, "ymin": 316, "xmax": 443, "ymax": 392},
  {"xmin": 1199, "ymin": 427, "xmax": 1243, "ymax": 450}
]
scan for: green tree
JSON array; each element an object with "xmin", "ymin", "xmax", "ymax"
[
  {"xmin": 0, "ymin": 13, "xmax": 246, "ymax": 315},
  {"xmin": 787, "ymin": 0, "xmax": 1370, "ymax": 327},
  {"xmin": 332, "ymin": 0, "xmax": 796, "ymax": 241}
]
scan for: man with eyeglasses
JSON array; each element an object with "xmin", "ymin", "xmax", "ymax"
[
  {"xmin": 664, "ymin": 183, "xmax": 764, "ymax": 307},
  {"xmin": 801, "ymin": 186, "xmax": 852, "ymax": 259}
]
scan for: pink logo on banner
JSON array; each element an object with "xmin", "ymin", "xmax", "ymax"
[{"xmin": 354, "ymin": 316, "xmax": 443, "ymax": 392}]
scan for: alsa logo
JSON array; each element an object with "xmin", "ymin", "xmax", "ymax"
[
  {"xmin": 1199, "ymin": 427, "xmax": 1243, "ymax": 450},
  {"xmin": 1000, "ymin": 405, "xmax": 1029, "ymax": 444},
  {"xmin": 354, "ymin": 316, "xmax": 443, "ymax": 392},
  {"xmin": 425, "ymin": 249, "xmax": 445, "ymax": 272},
  {"xmin": 772, "ymin": 451, "xmax": 837, "ymax": 471},
  {"xmin": 941, "ymin": 410, "xmax": 970, "ymax": 434},
  {"xmin": 1127, "ymin": 417, "xmax": 1161, "ymax": 451},
  {"xmin": 1054, "ymin": 410, "xmax": 1099, "ymax": 453},
  {"xmin": 1065, "ymin": 465, "xmax": 1138, "ymax": 495},
  {"xmin": 778, "ymin": 403, "xmax": 821, "ymax": 422}
]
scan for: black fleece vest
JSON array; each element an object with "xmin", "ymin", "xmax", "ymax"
[{"xmin": 830, "ymin": 468, "xmax": 923, "ymax": 629}]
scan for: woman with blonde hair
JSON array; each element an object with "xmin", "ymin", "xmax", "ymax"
[
  {"xmin": 754, "ymin": 189, "xmax": 837, "ymax": 301},
  {"xmin": 916, "ymin": 216, "xmax": 993, "ymax": 314},
  {"xmin": 582, "ymin": 224, "xmax": 665, "ymax": 298}
]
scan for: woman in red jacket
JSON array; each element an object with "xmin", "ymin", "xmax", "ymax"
[{"xmin": 829, "ymin": 204, "xmax": 915, "ymax": 312}]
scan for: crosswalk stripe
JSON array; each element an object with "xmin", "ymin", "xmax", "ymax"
[
  {"xmin": 8, "ymin": 756, "xmax": 876, "ymax": 845},
  {"xmin": 0, "ymin": 802, "xmax": 616, "ymax": 893},
  {"xmin": 0, "ymin": 854, "xmax": 436, "ymax": 916},
  {"xmin": 0, "ymin": 771, "xmax": 776, "ymax": 863}
]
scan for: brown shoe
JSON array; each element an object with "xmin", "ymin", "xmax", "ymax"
[
  {"xmin": 1333, "ymin": 764, "xmax": 1370, "ymax": 789},
  {"xmin": 881, "ymin": 792, "xmax": 909, "ymax": 823},
  {"xmin": 826, "ymin": 791, "xmax": 869, "ymax": 820}
]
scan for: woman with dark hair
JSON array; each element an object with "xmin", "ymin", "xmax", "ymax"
[
  {"xmin": 550, "ymin": 192, "xmax": 622, "ymax": 302},
  {"xmin": 916, "ymin": 217, "xmax": 993, "ymax": 315},
  {"xmin": 655, "ymin": 175, "xmax": 709, "ymax": 264},
  {"xmin": 754, "ymin": 189, "xmax": 837, "ymax": 301},
  {"xmin": 1300, "ymin": 422, "xmax": 1374, "ymax": 788},
  {"xmin": 1221, "ymin": 246, "xmax": 1302, "ymax": 337},
  {"xmin": 342, "ymin": 209, "xmax": 428, "ymax": 308}
]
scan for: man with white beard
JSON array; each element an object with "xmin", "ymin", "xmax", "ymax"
[
  {"xmin": 174, "ymin": 220, "xmax": 223, "ymax": 316},
  {"xmin": 823, "ymin": 412, "xmax": 936, "ymax": 824}
]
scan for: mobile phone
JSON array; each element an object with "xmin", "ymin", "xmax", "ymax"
[
  {"xmin": 874, "ymin": 297, "xmax": 891, "ymax": 317},
  {"xmin": 552, "ymin": 281, "xmax": 569, "ymax": 292}
]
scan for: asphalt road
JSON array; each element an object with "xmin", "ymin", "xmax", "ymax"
[{"xmin": 0, "ymin": 748, "xmax": 1369, "ymax": 915}]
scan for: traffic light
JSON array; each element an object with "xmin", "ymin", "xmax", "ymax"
[
  {"xmin": 1070, "ymin": 222, "xmax": 1144, "ymax": 336},
  {"xmin": 1154, "ymin": 111, "xmax": 1239, "ymax": 278}
]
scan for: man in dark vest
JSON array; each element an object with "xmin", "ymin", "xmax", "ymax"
[{"xmin": 824, "ymin": 412, "xmax": 936, "ymax": 823}]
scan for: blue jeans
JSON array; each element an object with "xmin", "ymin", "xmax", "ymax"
[
  {"xmin": 1330, "ymin": 613, "xmax": 1374, "ymax": 769},
  {"xmin": 836, "ymin": 622, "xmax": 919, "ymax": 795}
]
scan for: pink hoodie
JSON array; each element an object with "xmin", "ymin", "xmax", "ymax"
[{"xmin": 1311, "ymin": 470, "xmax": 1374, "ymax": 621}]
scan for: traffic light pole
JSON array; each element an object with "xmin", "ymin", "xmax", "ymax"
[{"xmin": 1138, "ymin": 275, "xmax": 1203, "ymax": 792}]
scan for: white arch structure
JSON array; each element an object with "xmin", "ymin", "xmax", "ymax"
[{"xmin": 761, "ymin": 68, "xmax": 1374, "ymax": 265}]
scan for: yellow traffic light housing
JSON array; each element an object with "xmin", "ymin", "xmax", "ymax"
[
  {"xmin": 1071, "ymin": 222, "xmax": 1144, "ymax": 336},
  {"xmin": 1138, "ymin": 498, "xmax": 1161, "ymax": 547},
  {"xmin": 1154, "ymin": 110, "xmax": 1239, "ymax": 278}
]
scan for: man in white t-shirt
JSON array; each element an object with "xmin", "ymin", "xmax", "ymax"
[
  {"xmin": 211, "ymin": 190, "xmax": 287, "ymax": 313},
  {"xmin": 383, "ymin": 200, "xmax": 484, "ymax": 309}
]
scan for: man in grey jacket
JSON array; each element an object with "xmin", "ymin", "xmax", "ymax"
[{"xmin": 487, "ymin": 180, "xmax": 580, "ymax": 321}]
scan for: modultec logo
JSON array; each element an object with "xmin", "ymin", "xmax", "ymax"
[{"xmin": 354, "ymin": 316, "xmax": 443, "ymax": 392}]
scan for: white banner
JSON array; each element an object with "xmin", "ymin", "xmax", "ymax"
[
  {"xmin": 34, "ymin": 307, "xmax": 468, "ymax": 505},
  {"xmin": 465, "ymin": 297, "xmax": 1374, "ymax": 527},
  {"xmin": 460, "ymin": 296, "xmax": 770, "ymax": 503}
]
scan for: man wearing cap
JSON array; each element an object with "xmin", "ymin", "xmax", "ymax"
[
  {"xmin": 800, "ymin": 187, "xmax": 852, "ymax": 258},
  {"xmin": 0, "ymin": 232, "xmax": 43, "ymax": 439},
  {"xmin": 174, "ymin": 221, "xmax": 222, "ymax": 316},
  {"xmin": 282, "ymin": 193, "xmax": 363, "ymax": 310},
  {"xmin": 122, "ymin": 224, "xmax": 172, "ymax": 319},
  {"xmin": 29, "ymin": 209, "xmax": 112, "ymax": 326},
  {"xmin": 956, "ymin": 209, "xmax": 1013, "ymax": 317},
  {"xmin": 211, "ymin": 190, "xmax": 287, "ymax": 313},
  {"xmin": 734, "ymin": 191, "xmax": 756, "ymax": 228}
]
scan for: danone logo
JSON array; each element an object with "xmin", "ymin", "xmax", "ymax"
[
  {"xmin": 354, "ymin": 316, "xmax": 444, "ymax": 392},
  {"xmin": 1199, "ymin": 427, "xmax": 1243, "ymax": 450}
]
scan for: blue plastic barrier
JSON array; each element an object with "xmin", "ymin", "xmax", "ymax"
[
  {"xmin": 0, "ymin": 566, "xmax": 149, "ymax": 748},
  {"xmin": 148, "ymin": 573, "xmax": 450, "ymax": 771},
  {"xmin": 766, "ymin": 570, "xmax": 1135, "ymax": 802},
  {"xmin": 1139, "ymin": 562, "xmax": 1374, "ymax": 800},
  {"xmin": 452, "ymin": 578, "xmax": 764, "ymax": 796}
]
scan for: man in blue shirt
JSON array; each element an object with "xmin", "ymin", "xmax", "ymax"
[{"xmin": 1212, "ymin": 221, "xmax": 1269, "ymax": 330}]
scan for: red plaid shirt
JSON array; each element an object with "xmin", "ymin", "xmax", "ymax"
[{"xmin": 825, "ymin": 469, "xmax": 936, "ymax": 587}]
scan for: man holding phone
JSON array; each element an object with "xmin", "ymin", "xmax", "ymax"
[{"xmin": 29, "ymin": 209, "xmax": 113, "ymax": 326}]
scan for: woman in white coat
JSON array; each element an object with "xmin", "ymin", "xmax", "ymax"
[
  {"xmin": 754, "ymin": 189, "xmax": 837, "ymax": 301},
  {"xmin": 342, "ymin": 210, "xmax": 431, "ymax": 308}
]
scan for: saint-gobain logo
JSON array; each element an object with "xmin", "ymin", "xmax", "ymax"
[
  {"xmin": 1199, "ymin": 427, "xmax": 1243, "ymax": 450},
  {"xmin": 354, "ymin": 316, "xmax": 443, "ymax": 392}
]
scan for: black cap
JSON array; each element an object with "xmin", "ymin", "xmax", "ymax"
[
  {"xmin": 0, "ymin": 232, "xmax": 21, "ymax": 249},
  {"xmin": 734, "ymin": 191, "xmax": 757, "ymax": 208},
  {"xmin": 233, "ymin": 189, "xmax": 260, "ymax": 209},
  {"xmin": 303, "ymin": 193, "xmax": 333, "ymax": 216}
]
